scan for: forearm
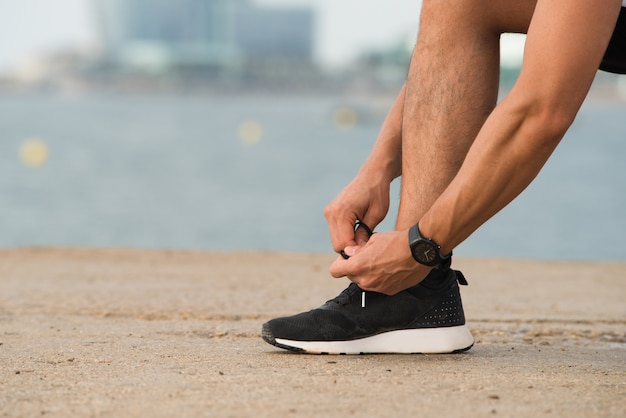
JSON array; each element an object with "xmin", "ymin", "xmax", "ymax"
[
  {"xmin": 419, "ymin": 97, "xmax": 571, "ymax": 255},
  {"xmin": 358, "ymin": 84, "xmax": 405, "ymax": 183},
  {"xmin": 418, "ymin": 0, "xmax": 621, "ymax": 256}
]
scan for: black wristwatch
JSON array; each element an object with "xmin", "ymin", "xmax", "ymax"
[{"xmin": 408, "ymin": 223, "xmax": 451, "ymax": 268}]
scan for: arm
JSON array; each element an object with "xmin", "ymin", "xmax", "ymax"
[
  {"xmin": 324, "ymin": 84, "xmax": 405, "ymax": 252},
  {"xmin": 421, "ymin": 0, "xmax": 623, "ymax": 255},
  {"xmin": 330, "ymin": 0, "xmax": 622, "ymax": 294}
]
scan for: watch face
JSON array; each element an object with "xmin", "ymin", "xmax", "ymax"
[{"xmin": 412, "ymin": 241, "xmax": 438, "ymax": 265}]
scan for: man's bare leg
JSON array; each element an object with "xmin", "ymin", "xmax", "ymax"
[{"xmin": 396, "ymin": 0, "xmax": 537, "ymax": 229}]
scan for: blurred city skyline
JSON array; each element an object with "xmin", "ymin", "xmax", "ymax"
[
  {"xmin": 6, "ymin": 0, "xmax": 624, "ymax": 98},
  {"xmin": 0, "ymin": 0, "xmax": 428, "ymax": 75}
]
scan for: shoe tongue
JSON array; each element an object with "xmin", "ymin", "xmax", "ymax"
[
  {"xmin": 418, "ymin": 268, "xmax": 450, "ymax": 290},
  {"xmin": 324, "ymin": 282, "xmax": 361, "ymax": 306},
  {"xmin": 348, "ymin": 282, "xmax": 362, "ymax": 292},
  {"xmin": 343, "ymin": 282, "xmax": 361, "ymax": 299}
]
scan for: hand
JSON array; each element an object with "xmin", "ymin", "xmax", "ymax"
[
  {"xmin": 329, "ymin": 230, "xmax": 432, "ymax": 295},
  {"xmin": 324, "ymin": 172, "xmax": 391, "ymax": 254}
]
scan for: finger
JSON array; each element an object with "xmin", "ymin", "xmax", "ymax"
[
  {"xmin": 334, "ymin": 221, "xmax": 359, "ymax": 253},
  {"xmin": 332, "ymin": 218, "xmax": 360, "ymax": 253},
  {"xmin": 337, "ymin": 220, "xmax": 372, "ymax": 259},
  {"xmin": 341, "ymin": 245, "xmax": 359, "ymax": 258},
  {"xmin": 329, "ymin": 255, "xmax": 351, "ymax": 278},
  {"xmin": 330, "ymin": 244, "xmax": 364, "ymax": 277}
]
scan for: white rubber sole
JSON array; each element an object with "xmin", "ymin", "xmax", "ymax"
[{"xmin": 274, "ymin": 325, "xmax": 474, "ymax": 354}]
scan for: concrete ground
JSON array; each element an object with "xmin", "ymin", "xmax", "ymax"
[{"xmin": 1, "ymin": 248, "xmax": 624, "ymax": 417}]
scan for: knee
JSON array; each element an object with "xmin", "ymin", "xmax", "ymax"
[
  {"xmin": 418, "ymin": 0, "xmax": 498, "ymax": 44},
  {"xmin": 419, "ymin": 0, "xmax": 534, "ymax": 35}
]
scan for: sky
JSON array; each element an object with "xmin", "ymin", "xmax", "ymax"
[
  {"xmin": 0, "ymin": 0, "xmax": 94, "ymax": 73},
  {"xmin": 0, "ymin": 0, "xmax": 524, "ymax": 74}
]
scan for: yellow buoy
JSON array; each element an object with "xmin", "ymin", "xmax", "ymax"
[
  {"xmin": 238, "ymin": 120, "xmax": 263, "ymax": 145},
  {"xmin": 19, "ymin": 138, "xmax": 49, "ymax": 168},
  {"xmin": 333, "ymin": 107, "xmax": 358, "ymax": 131}
]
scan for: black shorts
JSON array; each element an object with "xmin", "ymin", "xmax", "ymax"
[{"xmin": 600, "ymin": 7, "xmax": 626, "ymax": 74}]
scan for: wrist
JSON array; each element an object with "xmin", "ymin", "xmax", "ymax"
[
  {"xmin": 417, "ymin": 211, "xmax": 453, "ymax": 257},
  {"xmin": 359, "ymin": 155, "xmax": 400, "ymax": 184},
  {"xmin": 408, "ymin": 222, "xmax": 452, "ymax": 269}
]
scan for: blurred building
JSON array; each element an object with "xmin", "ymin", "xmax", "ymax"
[
  {"xmin": 92, "ymin": 0, "xmax": 314, "ymax": 80},
  {"xmin": 235, "ymin": 6, "xmax": 312, "ymax": 61}
]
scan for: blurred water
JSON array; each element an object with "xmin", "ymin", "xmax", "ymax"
[{"xmin": 1, "ymin": 93, "xmax": 625, "ymax": 260}]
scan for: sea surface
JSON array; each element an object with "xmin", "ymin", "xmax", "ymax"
[{"xmin": 1, "ymin": 92, "xmax": 625, "ymax": 260}]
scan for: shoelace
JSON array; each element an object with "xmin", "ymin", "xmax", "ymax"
[
  {"xmin": 334, "ymin": 220, "xmax": 373, "ymax": 307},
  {"xmin": 339, "ymin": 220, "xmax": 374, "ymax": 260},
  {"xmin": 327, "ymin": 283, "xmax": 362, "ymax": 307}
]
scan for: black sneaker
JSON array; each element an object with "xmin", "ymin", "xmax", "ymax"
[{"xmin": 262, "ymin": 268, "xmax": 474, "ymax": 354}]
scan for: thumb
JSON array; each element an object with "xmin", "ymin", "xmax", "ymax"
[
  {"xmin": 330, "ymin": 245, "xmax": 361, "ymax": 277},
  {"xmin": 329, "ymin": 255, "xmax": 350, "ymax": 278}
]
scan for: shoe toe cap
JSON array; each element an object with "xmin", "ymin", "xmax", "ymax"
[{"xmin": 262, "ymin": 309, "xmax": 357, "ymax": 342}]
